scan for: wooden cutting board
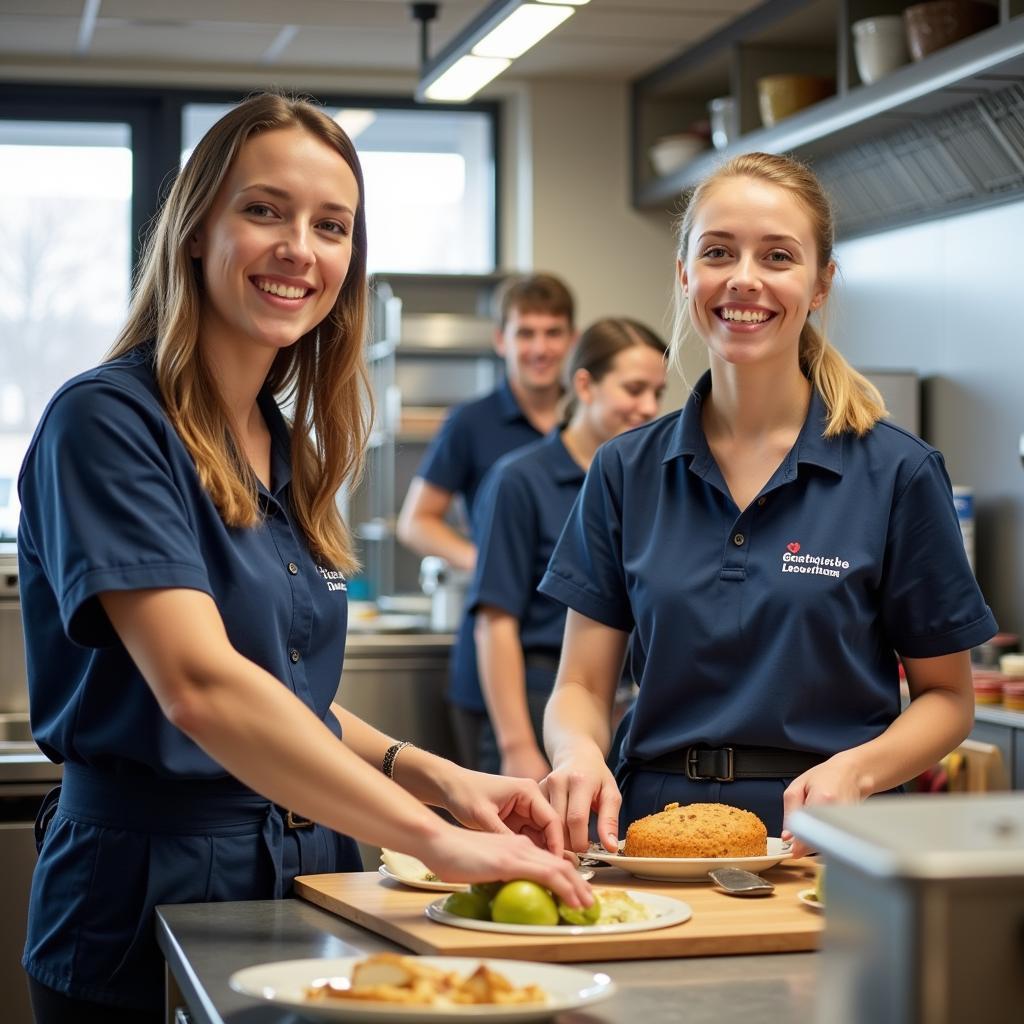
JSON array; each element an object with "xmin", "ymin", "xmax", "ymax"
[{"xmin": 295, "ymin": 860, "xmax": 823, "ymax": 962}]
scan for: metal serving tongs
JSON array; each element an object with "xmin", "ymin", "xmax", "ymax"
[{"xmin": 708, "ymin": 868, "xmax": 776, "ymax": 895}]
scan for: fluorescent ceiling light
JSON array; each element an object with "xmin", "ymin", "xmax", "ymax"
[
  {"xmin": 333, "ymin": 109, "xmax": 377, "ymax": 140},
  {"xmin": 473, "ymin": 4, "xmax": 573, "ymax": 59},
  {"xmin": 416, "ymin": 0, "xmax": 585, "ymax": 104},
  {"xmin": 424, "ymin": 54, "xmax": 512, "ymax": 103}
]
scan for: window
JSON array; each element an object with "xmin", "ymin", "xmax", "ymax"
[
  {"xmin": 182, "ymin": 103, "xmax": 496, "ymax": 274},
  {"xmin": 0, "ymin": 119, "xmax": 133, "ymax": 541}
]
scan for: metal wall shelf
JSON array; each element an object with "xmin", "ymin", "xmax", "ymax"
[{"xmin": 632, "ymin": 2, "xmax": 1024, "ymax": 236}]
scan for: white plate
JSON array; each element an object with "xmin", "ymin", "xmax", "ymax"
[
  {"xmin": 378, "ymin": 864, "xmax": 470, "ymax": 893},
  {"xmin": 583, "ymin": 837, "xmax": 792, "ymax": 880},
  {"xmin": 425, "ymin": 889, "xmax": 691, "ymax": 936},
  {"xmin": 378, "ymin": 865, "xmax": 596, "ymax": 893},
  {"xmin": 229, "ymin": 956, "xmax": 615, "ymax": 1022},
  {"xmin": 797, "ymin": 888, "xmax": 824, "ymax": 912}
]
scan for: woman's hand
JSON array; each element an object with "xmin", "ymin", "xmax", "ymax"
[
  {"xmin": 419, "ymin": 825, "xmax": 594, "ymax": 909},
  {"xmin": 437, "ymin": 766, "xmax": 568, "ymax": 857},
  {"xmin": 541, "ymin": 742, "xmax": 621, "ymax": 854},
  {"xmin": 782, "ymin": 752, "xmax": 874, "ymax": 857}
]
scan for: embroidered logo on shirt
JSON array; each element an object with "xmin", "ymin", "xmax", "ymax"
[
  {"xmin": 316, "ymin": 566, "xmax": 348, "ymax": 592},
  {"xmin": 780, "ymin": 542, "xmax": 849, "ymax": 579}
]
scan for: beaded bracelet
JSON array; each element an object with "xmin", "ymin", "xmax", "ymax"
[{"xmin": 382, "ymin": 740, "xmax": 414, "ymax": 780}]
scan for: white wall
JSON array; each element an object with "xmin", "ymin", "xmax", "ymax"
[
  {"xmin": 832, "ymin": 201, "xmax": 1024, "ymax": 634},
  {"xmin": 518, "ymin": 77, "xmax": 700, "ymax": 409}
]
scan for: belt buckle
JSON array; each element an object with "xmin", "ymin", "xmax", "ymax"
[
  {"xmin": 685, "ymin": 746, "xmax": 735, "ymax": 782},
  {"xmin": 286, "ymin": 810, "xmax": 315, "ymax": 829}
]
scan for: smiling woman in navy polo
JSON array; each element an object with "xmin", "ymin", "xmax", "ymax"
[
  {"xmin": 468, "ymin": 319, "xmax": 667, "ymax": 780},
  {"xmin": 17, "ymin": 94, "xmax": 588, "ymax": 1024},
  {"xmin": 540, "ymin": 153, "xmax": 996, "ymax": 855}
]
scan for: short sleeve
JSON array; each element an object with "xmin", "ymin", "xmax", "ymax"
[
  {"xmin": 18, "ymin": 380, "xmax": 212, "ymax": 647},
  {"xmin": 415, "ymin": 405, "xmax": 472, "ymax": 496},
  {"xmin": 538, "ymin": 446, "xmax": 633, "ymax": 633},
  {"xmin": 880, "ymin": 451, "xmax": 997, "ymax": 657},
  {"xmin": 466, "ymin": 463, "xmax": 537, "ymax": 620}
]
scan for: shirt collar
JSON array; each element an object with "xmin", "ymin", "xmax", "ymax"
[
  {"xmin": 663, "ymin": 369, "xmax": 844, "ymax": 477},
  {"xmin": 496, "ymin": 379, "xmax": 529, "ymax": 423},
  {"xmin": 257, "ymin": 389, "xmax": 293, "ymax": 498},
  {"xmin": 546, "ymin": 429, "xmax": 587, "ymax": 484}
]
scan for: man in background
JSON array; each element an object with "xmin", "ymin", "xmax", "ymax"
[{"xmin": 398, "ymin": 273, "xmax": 576, "ymax": 770}]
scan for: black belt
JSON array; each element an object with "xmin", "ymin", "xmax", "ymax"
[
  {"xmin": 631, "ymin": 745, "xmax": 826, "ymax": 782},
  {"xmin": 523, "ymin": 650, "xmax": 561, "ymax": 672}
]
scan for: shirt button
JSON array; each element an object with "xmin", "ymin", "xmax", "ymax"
[
  {"xmin": 733, "ymin": 533, "xmax": 745, "ymax": 546},
  {"xmin": 287, "ymin": 562, "xmax": 299, "ymax": 575},
  {"xmin": 757, "ymin": 497, "xmax": 767, "ymax": 507},
  {"xmin": 289, "ymin": 649, "xmax": 301, "ymax": 663}
]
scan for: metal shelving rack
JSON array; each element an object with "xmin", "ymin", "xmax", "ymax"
[{"xmin": 350, "ymin": 274, "xmax": 506, "ymax": 599}]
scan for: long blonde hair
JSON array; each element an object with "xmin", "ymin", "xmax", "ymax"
[
  {"xmin": 670, "ymin": 152, "xmax": 885, "ymax": 437},
  {"xmin": 108, "ymin": 92, "xmax": 370, "ymax": 572}
]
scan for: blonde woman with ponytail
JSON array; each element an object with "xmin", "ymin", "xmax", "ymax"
[
  {"xmin": 539, "ymin": 152, "xmax": 995, "ymax": 860},
  {"xmin": 17, "ymin": 93, "xmax": 589, "ymax": 1024}
]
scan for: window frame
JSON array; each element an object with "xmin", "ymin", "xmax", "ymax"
[{"xmin": 0, "ymin": 83, "xmax": 502, "ymax": 275}]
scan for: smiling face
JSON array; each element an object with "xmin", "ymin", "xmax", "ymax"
[
  {"xmin": 679, "ymin": 176, "xmax": 831, "ymax": 372},
  {"xmin": 190, "ymin": 126, "xmax": 360, "ymax": 359},
  {"xmin": 576, "ymin": 344, "xmax": 667, "ymax": 442},
  {"xmin": 495, "ymin": 307, "xmax": 576, "ymax": 395}
]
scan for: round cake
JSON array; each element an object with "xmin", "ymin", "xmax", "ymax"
[{"xmin": 623, "ymin": 802, "xmax": 768, "ymax": 858}]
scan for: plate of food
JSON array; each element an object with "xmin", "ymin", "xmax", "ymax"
[
  {"xmin": 425, "ymin": 885, "xmax": 691, "ymax": 936},
  {"xmin": 229, "ymin": 953, "xmax": 615, "ymax": 1022},
  {"xmin": 584, "ymin": 802, "xmax": 791, "ymax": 880},
  {"xmin": 378, "ymin": 851, "xmax": 595, "ymax": 893},
  {"xmin": 378, "ymin": 850, "xmax": 469, "ymax": 893},
  {"xmin": 797, "ymin": 888, "xmax": 824, "ymax": 912}
]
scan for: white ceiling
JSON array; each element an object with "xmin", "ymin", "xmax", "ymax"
[{"xmin": 0, "ymin": 0, "xmax": 762, "ymax": 82}]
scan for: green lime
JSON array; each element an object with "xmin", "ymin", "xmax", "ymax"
[
  {"xmin": 490, "ymin": 880, "xmax": 559, "ymax": 926},
  {"xmin": 443, "ymin": 889, "xmax": 492, "ymax": 920},
  {"xmin": 558, "ymin": 893, "xmax": 601, "ymax": 926},
  {"xmin": 469, "ymin": 881, "xmax": 503, "ymax": 901}
]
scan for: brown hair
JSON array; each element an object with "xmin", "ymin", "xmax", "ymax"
[
  {"xmin": 107, "ymin": 92, "xmax": 370, "ymax": 572},
  {"xmin": 670, "ymin": 152, "xmax": 885, "ymax": 437},
  {"xmin": 562, "ymin": 317, "xmax": 667, "ymax": 425},
  {"xmin": 495, "ymin": 272, "xmax": 575, "ymax": 329}
]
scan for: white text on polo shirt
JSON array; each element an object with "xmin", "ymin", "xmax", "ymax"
[
  {"xmin": 780, "ymin": 551, "xmax": 850, "ymax": 578},
  {"xmin": 316, "ymin": 566, "xmax": 348, "ymax": 591}
]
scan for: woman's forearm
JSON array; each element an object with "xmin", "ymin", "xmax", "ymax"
[
  {"xmin": 545, "ymin": 677, "xmax": 615, "ymax": 765},
  {"xmin": 833, "ymin": 683, "xmax": 974, "ymax": 796}
]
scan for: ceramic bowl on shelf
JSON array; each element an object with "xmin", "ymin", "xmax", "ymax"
[
  {"xmin": 903, "ymin": 0, "xmax": 998, "ymax": 62},
  {"xmin": 756, "ymin": 74, "xmax": 834, "ymax": 128},
  {"xmin": 851, "ymin": 15, "xmax": 911, "ymax": 84},
  {"xmin": 648, "ymin": 132, "xmax": 708, "ymax": 176},
  {"xmin": 707, "ymin": 95, "xmax": 737, "ymax": 150}
]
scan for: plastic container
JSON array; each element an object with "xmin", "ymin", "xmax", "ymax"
[
  {"xmin": 852, "ymin": 15, "xmax": 911, "ymax": 84},
  {"xmin": 1002, "ymin": 681, "xmax": 1024, "ymax": 711},
  {"xmin": 998, "ymin": 652, "xmax": 1024, "ymax": 679},
  {"xmin": 707, "ymin": 96, "xmax": 737, "ymax": 150},
  {"xmin": 972, "ymin": 676, "xmax": 1004, "ymax": 705}
]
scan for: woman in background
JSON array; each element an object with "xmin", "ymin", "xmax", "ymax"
[
  {"xmin": 471, "ymin": 318, "xmax": 667, "ymax": 779},
  {"xmin": 17, "ymin": 93, "xmax": 589, "ymax": 1023},
  {"xmin": 538, "ymin": 152, "xmax": 995, "ymax": 856}
]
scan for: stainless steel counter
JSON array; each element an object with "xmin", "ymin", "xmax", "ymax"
[{"xmin": 156, "ymin": 898, "xmax": 819, "ymax": 1024}]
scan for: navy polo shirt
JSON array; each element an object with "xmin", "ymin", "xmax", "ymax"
[
  {"xmin": 466, "ymin": 430, "xmax": 585, "ymax": 695},
  {"xmin": 416, "ymin": 380, "xmax": 545, "ymax": 711},
  {"xmin": 17, "ymin": 343, "xmax": 349, "ymax": 775},
  {"xmin": 540, "ymin": 371, "xmax": 997, "ymax": 762}
]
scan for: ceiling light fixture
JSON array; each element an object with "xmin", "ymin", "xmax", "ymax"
[{"xmin": 412, "ymin": 0, "xmax": 589, "ymax": 104}]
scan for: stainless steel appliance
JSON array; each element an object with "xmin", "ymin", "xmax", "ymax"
[
  {"xmin": 0, "ymin": 549, "xmax": 61, "ymax": 1024},
  {"xmin": 792, "ymin": 794, "xmax": 1024, "ymax": 1024}
]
